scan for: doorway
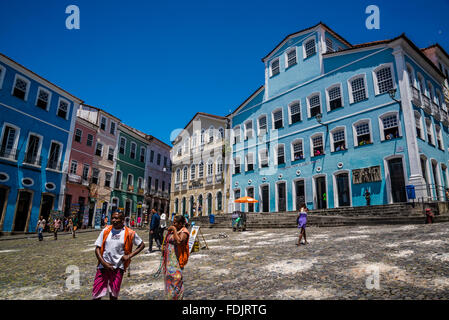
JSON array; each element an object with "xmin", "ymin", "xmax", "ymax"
[
  {"xmin": 39, "ymin": 194, "xmax": 54, "ymax": 225},
  {"xmin": 388, "ymin": 158, "xmax": 407, "ymax": 203},
  {"xmin": 336, "ymin": 173, "xmax": 351, "ymax": 207},
  {"xmin": 0, "ymin": 187, "xmax": 9, "ymax": 230},
  {"xmin": 207, "ymin": 194, "xmax": 212, "ymax": 215},
  {"xmin": 13, "ymin": 190, "xmax": 33, "ymax": 232},
  {"xmin": 295, "ymin": 180, "xmax": 305, "ymax": 210},
  {"xmin": 315, "ymin": 176, "xmax": 327, "ymax": 209},
  {"xmin": 190, "ymin": 196, "xmax": 194, "ymax": 217},
  {"xmin": 64, "ymin": 194, "xmax": 72, "ymax": 217},
  {"xmin": 277, "ymin": 182, "xmax": 286, "ymax": 212},
  {"xmin": 88, "ymin": 201, "xmax": 95, "ymax": 227},
  {"xmin": 261, "ymin": 185, "xmax": 269, "ymax": 212},
  {"xmin": 247, "ymin": 187, "xmax": 254, "ymax": 212},
  {"xmin": 125, "ymin": 199, "xmax": 131, "ymax": 217}
]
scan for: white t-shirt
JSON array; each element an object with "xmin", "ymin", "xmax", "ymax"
[
  {"xmin": 160, "ymin": 213, "xmax": 166, "ymax": 228},
  {"xmin": 94, "ymin": 227, "xmax": 143, "ymax": 270}
]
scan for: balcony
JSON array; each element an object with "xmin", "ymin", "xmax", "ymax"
[
  {"xmin": 431, "ymin": 102, "xmax": 441, "ymax": 121},
  {"xmin": 137, "ymin": 188, "xmax": 145, "ymax": 195},
  {"xmin": 127, "ymin": 184, "xmax": 134, "ymax": 193},
  {"xmin": 174, "ymin": 183, "xmax": 180, "ymax": 192},
  {"xmin": 215, "ymin": 174, "xmax": 223, "ymax": 184},
  {"xmin": 206, "ymin": 175, "xmax": 213, "ymax": 185},
  {"xmin": 181, "ymin": 182, "xmax": 187, "ymax": 191},
  {"xmin": 0, "ymin": 148, "xmax": 19, "ymax": 161},
  {"xmin": 23, "ymin": 154, "xmax": 42, "ymax": 167},
  {"xmin": 411, "ymin": 86, "xmax": 421, "ymax": 107},
  {"xmin": 67, "ymin": 173, "xmax": 81, "ymax": 184},
  {"xmin": 422, "ymin": 95, "xmax": 432, "ymax": 115},
  {"xmin": 46, "ymin": 160, "xmax": 62, "ymax": 171}
]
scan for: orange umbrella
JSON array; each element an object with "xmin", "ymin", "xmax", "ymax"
[{"xmin": 234, "ymin": 196, "xmax": 258, "ymax": 203}]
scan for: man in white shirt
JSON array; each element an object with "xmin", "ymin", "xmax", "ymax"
[{"xmin": 92, "ymin": 211, "xmax": 145, "ymax": 300}]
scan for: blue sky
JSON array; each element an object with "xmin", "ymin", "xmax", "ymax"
[{"xmin": 1, "ymin": 0, "xmax": 448, "ymax": 145}]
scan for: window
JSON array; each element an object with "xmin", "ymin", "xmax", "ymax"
[
  {"xmin": 176, "ymin": 169, "xmax": 181, "ymax": 182},
  {"xmin": 406, "ymin": 65, "xmax": 415, "ymax": 87},
  {"xmin": 208, "ymin": 126, "xmax": 214, "ymax": 143},
  {"xmin": 183, "ymin": 167, "xmax": 188, "ymax": 181},
  {"xmin": 138, "ymin": 177, "xmax": 143, "ymax": 190},
  {"xmin": 219, "ymin": 128, "xmax": 224, "ymax": 140},
  {"xmin": 381, "ymin": 114, "xmax": 400, "ymax": 140},
  {"xmin": 12, "ymin": 76, "xmax": 29, "ymax": 100},
  {"xmin": 354, "ymin": 121, "xmax": 371, "ymax": 146},
  {"xmin": 70, "ymin": 160, "xmax": 78, "ymax": 174},
  {"xmin": 74, "ymin": 129, "xmax": 82, "ymax": 143},
  {"xmin": 157, "ymin": 153, "xmax": 161, "ymax": 165},
  {"xmin": 312, "ymin": 135, "xmax": 324, "ymax": 157},
  {"xmin": 234, "ymin": 157, "xmax": 241, "ymax": 174},
  {"xmin": 164, "ymin": 156, "xmax": 167, "ymax": 167},
  {"xmin": 207, "ymin": 161, "xmax": 213, "ymax": 176},
  {"xmin": 292, "ymin": 140, "xmax": 304, "ymax": 161},
  {"xmin": 95, "ymin": 142, "xmax": 103, "ymax": 157},
  {"xmin": 216, "ymin": 158, "xmax": 223, "ymax": 174},
  {"xmin": 304, "ymin": 38, "xmax": 316, "ymax": 58},
  {"xmin": 140, "ymin": 147, "xmax": 145, "ymax": 162},
  {"xmin": 277, "ymin": 145, "xmax": 285, "ymax": 165},
  {"xmin": 100, "ymin": 117, "xmax": 107, "ymax": 131},
  {"xmin": 327, "ymin": 85, "xmax": 343, "ymax": 111},
  {"xmin": 130, "ymin": 143, "xmax": 137, "ymax": 159},
  {"xmin": 289, "ymin": 101, "xmax": 301, "ymax": 124},
  {"xmin": 0, "ymin": 65, "xmax": 5, "ymax": 89},
  {"xmin": 245, "ymin": 121, "xmax": 253, "ymax": 140},
  {"xmin": 216, "ymin": 192, "xmax": 222, "ymax": 211},
  {"xmin": 57, "ymin": 99, "xmax": 69, "ymax": 119},
  {"xmin": 426, "ymin": 119, "xmax": 434, "ymax": 145},
  {"xmin": 0, "ymin": 124, "xmax": 18, "ymax": 159},
  {"xmin": 200, "ymin": 129, "xmax": 205, "ymax": 145},
  {"xmin": 374, "ymin": 65, "xmax": 394, "ymax": 95},
  {"xmin": 286, "ymin": 48, "xmax": 297, "ymax": 68},
  {"xmin": 105, "ymin": 172, "xmax": 112, "ymax": 187},
  {"xmin": 273, "ymin": 109, "xmax": 283, "ymax": 129},
  {"xmin": 246, "ymin": 153, "xmax": 254, "ymax": 171},
  {"xmin": 115, "ymin": 171, "xmax": 122, "ymax": 189},
  {"xmin": 436, "ymin": 125, "xmax": 443, "ymax": 150},
  {"xmin": 325, "ymin": 38, "xmax": 333, "ymax": 53},
  {"xmin": 110, "ymin": 122, "xmax": 116, "ymax": 135},
  {"xmin": 270, "ymin": 58, "xmax": 280, "ymax": 77},
  {"xmin": 108, "ymin": 147, "xmax": 114, "ymax": 161},
  {"xmin": 234, "ymin": 126, "xmax": 241, "ymax": 144},
  {"xmin": 415, "ymin": 112, "xmax": 423, "ymax": 140},
  {"xmin": 418, "ymin": 74, "xmax": 426, "ymax": 95},
  {"xmin": 332, "ymin": 129, "xmax": 346, "ymax": 152},
  {"xmin": 198, "ymin": 161, "xmax": 204, "ymax": 178},
  {"xmin": 259, "ymin": 149, "xmax": 269, "ymax": 168},
  {"xmin": 86, "ymin": 134, "xmax": 93, "ymax": 147},
  {"xmin": 147, "ymin": 176, "xmax": 152, "ymax": 190},
  {"xmin": 349, "ymin": 75, "xmax": 367, "ymax": 103},
  {"xmin": 308, "ymin": 94, "xmax": 321, "ymax": 118},
  {"xmin": 119, "ymin": 137, "xmax": 126, "ymax": 154},
  {"xmin": 47, "ymin": 142, "xmax": 61, "ymax": 170},
  {"xmin": 36, "ymin": 88, "xmax": 50, "ymax": 110},
  {"xmin": 92, "ymin": 168, "xmax": 100, "ymax": 183},
  {"xmin": 24, "ymin": 134, "xmax": 41, "ymax": 165},
  {"xmin": 150, "ymin": 150, "xmax": 154, "ymax": 162},
  {"xmin": 162, "ymin": 181, "xmax": 165, "ymax": 191},
  {"xmin": 258, "ymin": 116, "xmax": 267, "ymax": 136},
  {"xmin": 190, "ymin": 164, "xmax": 196, "ymax": 180},
  {"xmin": 155, "ymin": 179, "xmax": 159, "ymax": 191},
  {"xmin": 127, "ymin": 174, "xmax": 133, "ymax": 187},
  {"xmin": 427, "ymin": 81, "xmax": 434, "ymax": 101}
]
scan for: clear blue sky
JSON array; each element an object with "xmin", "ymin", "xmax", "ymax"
[{"xmin": 1, "ymin": 0, "xmax": 448, "ymax": 145}]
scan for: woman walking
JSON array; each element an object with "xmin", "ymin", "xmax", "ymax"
[
  {"xmin": 162, "ymin": 215, "xmax": 190, "ymax": 300},
  {"xmin": 296, "ymin": 203, "xmax": 309, "ymax": 246}
]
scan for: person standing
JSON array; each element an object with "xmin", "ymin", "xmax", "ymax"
[
  {"xmin": 92, "ymin": 211, "xmax": 145, "ymax": 300},
  {"xmin": 159, "ymin": 212, "xmax": 167, "ymax": 245},
  {"xmin": 364, "ymin": 189, "xmax": 371, "ymax": 206},
  {"xmin": 53, "ymin": 217, "xmax": 61, "ymax": 240},
  {"xmin": 296, "ymin": 204, "xmax": 309, "ymax": 246},
  {"xmin": 425, "ymin": 208, "xmax": 434, "ymax": 224},
  {"xmin": 162, "ymin": 215, "xmax": 190, "ymax": 300},
  {"xmin": 148, "ymin": 209, "xmax": 161, "ymax": 253},
  {"xmin": 36, "ymin": 216, "xmax": 46, "ymax": 241}
]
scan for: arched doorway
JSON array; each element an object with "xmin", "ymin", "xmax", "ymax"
[
  {"xmin": 190, "ymin": 196, "xmax": 195, "ymax": 217},
  {"xmin": 207, "ymin": 193, "xmax": 212, "ymax": 215},
  {"xmin": 198, "ymin": 195, "xmax": 203, "ymax": 216}
]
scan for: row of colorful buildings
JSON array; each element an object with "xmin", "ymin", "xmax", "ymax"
[
  {"xmin": 0, "ymin": 53, "xmax": 171, "ymax": 233},
  {"xmin": 170, "ymin": 23, "xmax": 449, "ymax": 215}
]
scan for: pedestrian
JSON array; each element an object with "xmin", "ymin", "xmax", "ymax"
[
  {"xmin": 364, "ymin": 189, "xmax": 371, "ymax": 206},
  {"xmin": 296, "ymin": 203, "xmax": 309, "ymax": 246},
  {"xmin": 92, "ymin": 211, "xmax": 145, "ymax": 300},
  {"xmin": 36, "ymin": 216, "xmax": 46, "ymax": 241},
  {"xmin": 162, "ymin": 215, "xmax": 190, "ymax": 300},
  {"xmin": 148, "ymin": 209, "xmax": 161, "ymax": 253},
  {"xmin": 131, "ymin": 219, "xmax": 135, "ymax": 228},
  {"xmin": 72, "ymin": 215, "xmax": 78, "ymax": 237},
  {"xmin": 53, "ymin": 217, "xmax": 61, "ymax": 240},
  {"xmin": 137, "ymin": 216, "xmax": 141, "ymax": 228},
  {"xmin": 159, "ymin": 212, "xmax": 167, "ymax": 244},
  {"xmin": 425, "ymin": 208, "xmax": 435, "ymax": 224},
  {"xmin": 69, "ymin": 217, "xmax": 76, "ymax": 238}
]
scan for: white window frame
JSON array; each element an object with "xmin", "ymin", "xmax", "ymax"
[
  {"xmin": 379, "ymin": 112, "xmax": 402, "ymax": 141},
  {"xmin": 291, "ymin": 138, "xmax": 304, "ymax": 161},
  {"xmin": 24, "ymin": 132, "xmax": 43, "ymax": 166},
  {"xmin": 100, "ymin": 116, "xmax": 107, "ymax": 131},
  {"xmin": 330, "ymin": 126, "xmax": 347, "ymax": 152},
  {"xmin": 257, "ymin": 114, "xmax": 268, "ymax": 136},
  {"xmin": 310, "ymin": 133, "xmax": 325, "ymax": 157},
  {"xmin": 288, "ymin": 100, "xmax": 301, "ymax": 125},
  {"xmin": 198, "ymin": 161, "xmax": 204, "ymax": 178},
  {"xmin": 208, "ymin": 126, "xmax": 215, "ymax": 144},
  {"xmin": 130, "ymin": 142, "xmax": 137, "ymax": 159},
  {"xmin": 435, "ymin": 124, "xmax": 444, "ymax": 150},
  {"xmin": 326, "ymin": 83, "xmax": 344, "ymax": 112},
  {"xmin": 47, "ymin": 140, "xmax": 63, "ymax": 171},
  {"xmin": 285, "ymin": 47, "xmax": 297, "ymax": 68},
  {"xmin": 11, "ymin": 74, "xmax": 31, "ymax": 101},
  {"xmin": 244, "ymin": 120, "xmax": 253, "ymax": 140},
  {"xmin": 182, "ymin": 166, "xmax": 188, "ymax": 182},
  {"xmin": 307, "ymin": 92, "xmax": 322, "ymax": 118},
  {"xmin": 176, "ymin": 168, "xmax": 181, "ymax": 183},
  {"xmin": 233, "ymin": 157, "xmax": 241, "ymax": 174},
  {"xmin": 127, "ymin": 173, "xmax": 134, "ymax": 188},
  {"xmin": 245, "ymin": 152, "xmax": 254, "ymax": 171},
  {"xmin": 0, "ymin": 65, "xmax": 6, "ymax": 89},
  {"xmin": 303, "ymin": 36, "xmax": 317, "ymax": 59},
  {"xmin": 373, "ymin": 63, "xmax": 396, "ymax": 96},
  {"xmin": 272, "ymin": 107, "xmax": 284, "ymax": 130},
  {"xmin": 206, "ymin": 159, "xmax": 214, "ymax": 176},
  {"xmin": 0, "ymin": 122, "xmax": 20, "ymax": 159},
  {"xmin": 406, "ymin": 63, "xmax": 416, "ymax": 88},
  {"xmin": 140, "ymin": 146, "xmax": 146, "ymax": 162},
  {"xmin": 56, "ymin": 97, "xmax": 70, "ymax": 120},
  {"xmin": 34, "ymin": 86, "xmax": 52, "ymax": 111},
  {"xmin": 233, "ymin": 126, "xmax": 241, "ymax": 144},
  {"xmin": 82, "ymin": 164, "xmax": 90, "ymax": 180},
  {"xmin": 74, "ymin": 128, "xmax": 83, "ymax": 143},
  {"xmin": 352, "ymin": 119, "xmax": 372, "ymax": 147},
  {"xmin": 275, "ymin": 143, "xmax": 286, "ymax": 165},
  {"xmin": 190, "ymin": 164, "xmax": 196, "ymax": 180},
  {"xmin": 119, "ymin": 137, "xmax": 126, "ymax": 154},
  {"xmin": 414, "ymin": 111, "xmax": 424, "ymax": 140},
  {"xmin": 216, "ymin": 157, "xmax": 223, "ymax": 174},
  {"xmin": 137, "ymin": 177, "xmax": 143, "ymax": 190},
  {"xmin": 348, "ymin": 74, "xmax": 368, "ymax": 104},
  {"xmin": 425, "ymin": 118, "xmax": 434, "ymax": 145},
  {"xmin": 70, "ymin": 160, "xmax": 78, "ymax": 174},
  {"xmin": 332, "ymin": 170, "xmax": 353, "ymax": 208},
  {"xmin": 95, "ymin": 142, "xmax": 103, "ymax": 157},
  {"xmin": 417, "ymin": 73, "xmax": 426, "ymax": 95},
  {"xmin": 218, "ymin": 127, "xmax": 224, "ymax": 140},
  {"xmin": 86, "ymin": 133, "xmax": 94, "ymax": 147},
  {"xmin": 270, "ymin": 57, "xmax": 280, "ymax": 77},
  {"xmin": 258, "ymin": 149, "xmax": 269, "ymax": 168},
  {"xmin": 110, "ymin": 121, "xmax": 116, "ymax": 135}
]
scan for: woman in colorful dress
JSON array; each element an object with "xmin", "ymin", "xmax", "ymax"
[
  {"xmin": 296, "ymin": 203, "xmax": 309, "ymax": 246},
  {"xmin": 162, "ymin": 215, "xmax": 190, "ymax": 300}
]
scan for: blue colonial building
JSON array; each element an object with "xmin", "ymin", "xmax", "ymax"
[
  {"xmin": 0, "ymin": 53, "xmax": 82, "ymax": 233},
  {"xmin": 229, "ymin": 23, "xmax": 449, "ymax": 212}
]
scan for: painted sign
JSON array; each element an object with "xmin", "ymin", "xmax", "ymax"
[
  {"xmin": 188, "ymin": 225, "xmax": 200, "ymax": 253},
  {"xmin": 352, "ymin": 166, "xmax": 382, "ymax": 184}
]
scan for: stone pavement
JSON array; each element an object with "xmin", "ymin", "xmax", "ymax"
[{"xmin": 0, "ymin": 223, "xmax": 448, "ymax": 300}]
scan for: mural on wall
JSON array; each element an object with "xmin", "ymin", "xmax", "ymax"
[{"xmin": 352, "ymin": 166, "xmax": 382, "ymax": 184}]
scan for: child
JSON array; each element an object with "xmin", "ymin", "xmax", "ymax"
[
  {"xmin": 296, "ymin": 203, "xmax": 309, "ymax": 246},
  {"xmin": 92, "ymin": 211, "xmax": 145, "ymax": 300}
]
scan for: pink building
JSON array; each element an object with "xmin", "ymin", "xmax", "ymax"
[{"xmin": 63, "ymin": 117, "xmax": 98, "ymax": 227}]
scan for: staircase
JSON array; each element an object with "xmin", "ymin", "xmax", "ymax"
[{"xmin": 190, "ymin": 202, "xmax": 449, "ymax": 229}]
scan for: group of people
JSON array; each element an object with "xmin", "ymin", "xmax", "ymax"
[
  {"xmin": 35, "ymin": 215, "xmax": 78, "ymax": 241},
  {"xmin": 92, "ymin": 210, "xmax": 189, "ymax": 300}
]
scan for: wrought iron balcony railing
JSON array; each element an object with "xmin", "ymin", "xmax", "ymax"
[{"xmin": 0, "ymin": 148, "xmax": 19, "ymax": 161}]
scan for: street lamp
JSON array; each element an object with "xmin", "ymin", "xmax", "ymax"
[
  {"xmin": 388, "ymin": 88, "xmax": 401, "ymax": 104},
  {"xmin": 315, "ymin": 113, "xmax": 329, "ymax": 132}
]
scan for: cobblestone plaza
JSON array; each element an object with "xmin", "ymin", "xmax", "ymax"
[{"xmin": 0, "ymin": 223, "xmax": 448, "ymax": 300}]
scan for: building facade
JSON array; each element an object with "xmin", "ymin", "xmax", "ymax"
[
  {"xmin": 144, "ymin": 135, "xmax": 171, "ymax": 220},
  {"xmin": 0, "ymin": 53, "xmax": 82, "ymax": 233},
  {"xmin": 170, "ymin": 112, "xmax": 230, "ymax": 217},
  {"xmin": 64, "ymin": 117, "xmax": 98, "ymax": 226},
  {"xmin": 229, "ymin": 23, "xmax": 449, "ymax": 212},
  {"xmin": 111, "ymin": 123, "xmax": 147, "ymax": 221}
]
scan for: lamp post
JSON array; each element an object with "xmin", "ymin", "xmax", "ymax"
[
  {"xmin": 388, "ymin": 88, "xmax": 401, "ymax": 104},
  {"xmin": 315, "ymin": 113, "xmax": 329, "ymax": 132}
]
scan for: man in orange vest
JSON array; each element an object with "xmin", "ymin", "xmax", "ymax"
[{"xmin": 92, "ymin": 211, "xmax": 145, "ymax": 300}]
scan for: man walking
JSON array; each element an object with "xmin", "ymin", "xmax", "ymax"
[
  {"xmin": 148, "ymin": 209, "xmax": 161, "ymax": 253},
  {"xmin": 36, "ymin": 216, "xmax": 46, "ymax": 241},
  {"xmin": 53, "ymin": 217, "xmax": 61, "ymax": 240}
]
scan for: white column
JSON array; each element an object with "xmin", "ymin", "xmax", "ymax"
[{"xmin": 392, "ymin": 47, "xmax": 426, "ymax": 199}]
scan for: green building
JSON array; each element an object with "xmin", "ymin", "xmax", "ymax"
[{"xmin": 111, "ymin": 123, "xmax": 147, "ymax": 221}]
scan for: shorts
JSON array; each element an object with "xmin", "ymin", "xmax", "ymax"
[{"xmin": 92, "ymin": 268, "xmax": 124, "ymax": 299}]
